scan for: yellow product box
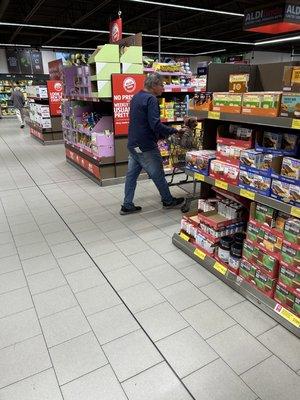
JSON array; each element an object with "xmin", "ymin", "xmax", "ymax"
[
  {"xmin": 165, "ymin": 109, "xmax": 175, "ymax": 119},
  {"xmin": 121, "ymin": 63, "xmax": 143, "ymax": 74},
  {"xmin": 90, "ymin": 62, "xmax": 120, "ymax": 80}
]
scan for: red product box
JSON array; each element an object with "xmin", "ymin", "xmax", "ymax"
[
  {"xmin": 278, "ymin": 262, "xmax": 300, "ymax": 293},
  {"xmin": 250, "ymin": 267, "xmax": 277, "ymax": 298},
  {"xmin": 209, "ymin": 159, "xmax": 239, "ymax": 185},
  {"xmin": 216, "ymin": 128, "xmax": 254, "ymax": 149},
  {"xmin": 274, "ymin": 282, "xmax": 300, "ymax": 316}
]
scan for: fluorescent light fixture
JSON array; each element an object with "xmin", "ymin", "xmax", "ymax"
[
  {"xmin": 195, "ymin": 49, "xmax": 226, "ymax": 55},
  {"xmin": 144, "ymin": 48, "xmax": 226, "ymax": 56},
  {"xmin": 255, "ymin": 35, "xmax": 300, "ymax": 46},
  {"xmin": 127, "ymin": 0, "xmax": 244, "ymax": 17},
  {"xmin": 0, "ymin": 21, "xmax": 254, "ymax": 46},
  {"xmin": 42, "ymin": 45, "xmax": 95, "ymax": 51},
  {"xmin": 0, "ymin": 43, "xmax": 31, "ymax": 47}
]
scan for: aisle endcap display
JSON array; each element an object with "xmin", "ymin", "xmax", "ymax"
[{"xmin": 173, "ymin": 233, "xmax": 300, "ymax": 337}]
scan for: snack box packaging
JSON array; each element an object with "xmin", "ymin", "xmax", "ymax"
[
  {"xmin": 284, "ymin": 218, "xmax": 300, "ymax": 245},
  {"xmin": 238, "ymin": 170, "xmax": 271, "ymax": 196},
  {"xmin": 254, "ymin": 203, "xmax": 277, "ymax": 227},
  {"xmin": 282, "ymin": 66, "xmax": 300, "ymax": 92},
  {"xmin": 185, "ymin": 150, "xmax": 216, "ymax": 175},
  {"xmin": 256, "ymin": 248, "xmax": 279, "ymax": 278},
  {"xmin": 242, "ymin": 92, "xmax": 281, "ymax": 117},
  {"xmin": 242, "ymin": 240, "xmax": 259, "ymax": 262},
  {"xmin": 274, "ymin": 283, "xmax": 300, "ymax": 316},
  {"xmin": 281, "ymin": 157, "xmax": 300, "ymax": 180},
  {"xmin": 271, "ymin": 178, "xmax": 300, "ymax": 207},
  {"xmin": 246, "ymin": 221, "xmax": 261, "ymax": 242},
  {"xmin": 239, "ymin": 258, "xmax": 257, "ymax": 281},
  {"xmin": 240, "ymin": 150, "xmax": 282, "ymax": 177},
  {"xmin": 280, "ymin": 93, "xmax": 300, "ymax": 118},
  {"xmin": 262, "ymin": 132, "xmax": 282, "ymax": 150},
  {"xmin": 209, "ymin": 159, "xmax": 239, "ymax": 185},
  {"xmin": 282, "ymin": 133, "xmax": 299, "ymax": 155},
  {"xmin": 278, "ymin": 263, "xmax": 300, "ymax": 293},
  {"xmin": 252, "ymin": 268, "xmax": 277, "ymax": 297},
  {"xmin": 281, "ymin": 241, "xmax": 300, "ymax": 268}
]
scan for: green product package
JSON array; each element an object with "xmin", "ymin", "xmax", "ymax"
[
  {"xmin": 284, "ymin": 219, "xmax": 300, "ymax": 245},
  {"xmin": 279, "ymin": 265, "xmax": 300, "ymax": 290},
  {"xmin": 254, "ymin": 204, "xmax": 276, "ymax": 227},
  {"xmin": 261, "ymin": 252, "xmax": 277, "ymax": 271},
  {"xmin": 294, "ymin": 296, "xmax": 300, "ymax": 316},
  {"xmin": 247, "ymin": 223, "xmax": 260, "ymax": 242},
  {"xmin": 281, "ymin": 244, "xmax": 300, "ymax": 267},
  {"xmin": 240, "ymin": 259, "xmax": 256, "ymax": 280},
  {"xmin": 274, "ymin": 284, "xmax": 295, "ymax": 309}
]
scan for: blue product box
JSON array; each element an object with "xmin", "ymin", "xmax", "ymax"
[
  {"xmin": 271, "ymin": 178, "xmax": 300, "ymax": 206},
  {"xmin": 238, "ymin": 170, "xmax": 272, "ymax": 196},
  {"xmin": 185, "ymin": 165, "xmax": 210, "ymax": 176},
  {"xmin": 255, "ymin": 132, "xmax": 300, "ymax": 156}
]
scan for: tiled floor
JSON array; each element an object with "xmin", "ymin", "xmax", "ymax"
[{"xmin": 0, "ymin": 118, "xmax": 299, "ymax": 400}]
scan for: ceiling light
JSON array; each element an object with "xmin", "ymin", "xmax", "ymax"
[
  {"xmin": 0, "ymin": 22, "xmax": 254, "ymax": 46},
  {"xmin": 127, "ymin": 0, "xmax": 244, "ymax": 17},
  {"xmin": 0, "ymin": 43, "xmax": 31, "ymax": 47},
  {"xmin": 255, "ymin": 35, "xmax": 300, "ymax": 46},
  {"xmin": 196, "ymin": 49, "xmax": 226, "ymax": 55},
  {"xmin": 42, "ymin": 45, "xmax": 95, "ymax": 51}
]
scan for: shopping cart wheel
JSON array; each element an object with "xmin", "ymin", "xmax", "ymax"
[{"xmin": 181, "ymin": 198, "xmax": 191, "ymax": 213}]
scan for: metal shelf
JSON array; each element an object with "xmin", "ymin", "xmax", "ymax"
[
  {"xmin": 185, "ymin": 169, "xmax": 300, "ymax": 217},
  {"xmin": 173, "ymin": 233, "xmax": 300, "ymax": 337},
  {"xmin": 189, "ymin": 110, "xmax": 300, "ymax": 131}
]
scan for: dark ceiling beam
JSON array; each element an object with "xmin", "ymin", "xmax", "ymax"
[
  {"xmin": 0, "ymin": 0, "xmax": 9, "ymax": 20},
  {"xmin": 43, "ymin": 0, "xmax": 112, "ymax": 45},
  {"xmin": 9, "ymin": 0, "xmax": 46, "ymax": 43}
]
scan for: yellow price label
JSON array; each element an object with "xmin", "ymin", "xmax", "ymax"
[
  {"xmin": 240, "ymin": 188, "xmax": 255, "ymax": 200},
  {"xmin": 213, "ymin": 261, "xmax": 228, "ymax": 276},
  {"xmin": 180, "ymin": 232, "xmax": 190, "ymax": 242},
  {"xmin": 194, "ymin": 248, "xmax": 206, "ymax": 260},
  {"xmin": 274, "ymin": 304, "xmax": 300, "ymax": 328},
  {"xmin": 194, "ymin": 173, "xmax": 205, "ymax": 182},
  {"xmin": 208, "ymin": 111, "xmax": 220, "ymax": 120},
  {"xmin": 291, "ymin": 119, "xmax": 300, "ymax": 130},
  {"xmin": 291, "ymin": 206, "xmax": 300, "ymax": 219},
  {"xmin": 215, "ymin": 179, "xmax": 228, "ymax": 190},
  {"xmin": 160, "ymin": 151, "xmax": 169, "ymax": 157}
]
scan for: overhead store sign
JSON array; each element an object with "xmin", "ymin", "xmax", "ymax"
[
  {"xmin": 48, "ymin": 59, "xmax": 63, "ymax": 80},
  {"xmin": 109, "ymin": 17, "xmax": 122, "ymax": 43},
  {"xmin": 47, "ymin": 80, "xmax": 62, "ymax": 116},
  {"xmin": 112, "ymin": 74, "xmax": 145, "ymax": 136},
  {"xmin": 244, "ymin": 1, "xmax": 300, "ymax": 34}
]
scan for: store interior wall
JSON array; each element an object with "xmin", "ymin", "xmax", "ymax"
[
  {"xmin": 189, "ymin": 55, "xmax": 212, "ymax": 73},
  {"xmin": 0, "ymin": 49, "xmax": 8, "ymax": 73},
  {"xmin": 245, "ymin": 51, "xmax": 300, "ymax": 65}
]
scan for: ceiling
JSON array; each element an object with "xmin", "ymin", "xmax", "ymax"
[{"xmin": 0, "ymin": 0, "xmax": 299, "ymax": 56}]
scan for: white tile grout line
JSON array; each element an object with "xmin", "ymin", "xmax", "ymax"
[{"xmin": 0, "ymin": 128, "xmax": 197, "ymax": 400}]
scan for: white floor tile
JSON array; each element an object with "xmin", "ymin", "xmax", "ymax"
[
  {"xmin": 76, "ymin": 284, "xmax": 121, "ymax": 316},
  {"xmin": 50, "ymin": 332, "xmax": 107, "ymax": 385},
  {"xmin": 160, "ymin": 280, "xmax": 207, "ymax": 311},
  {"xmin": 27, "ymin": 268, "xmax": 66, "ymax": 295},
  {"xmin": 34, "ymin": 285, "xmax": 77, "ymax": 318},
  {"xmin": 0, "ymin": 254, "xmax": 21, "ymax": 275},
  {"xmin": 143, "ymin": 263, "xmax": 184, "ymax": 289},
  {"xmin": 66, "ymin": 267, "xmax": 106, "ymax": 293},
  {"xmin": 0, "ymin": 287, "xmax": 33, "ymax": 319},
  {"xmin": 94, "ymin": 251, "xmax": 131, "ymax": 273},
  {"xmin": 119, "ymin": 281, "xmax": 164, "ymax": 313},
  {"xmin": 57, "ymin": 252, "xmax": 94, "ymax": 274},
  {"xmin": 128, "ymin": 249, "xmax": 169, "ymax": 271},
  {"xmin": 103, "ymin": 330, "xmax": 162, "ymax": 382},
  {"xmin": 201, "ymin": 280, "xmax": 244, "ymax": 309},
  {"xmin": 0, "ymin": 269, "xmax": 27, "ymax": 294},
  {"xmin": 105, "ymin": 265, "xmax": 146, "ymax": 290},
  {"xmin": 51, "ymin": 241, "xmax": 82, "ymax": 259}
]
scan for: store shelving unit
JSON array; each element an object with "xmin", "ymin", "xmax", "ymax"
[
  {"xmin": 173, "ymin": 233, "xmax": 300, "ymax": 337},
  {"xmin": 172, "ymin": 109, "xmax": 300, "ymax": 336}
]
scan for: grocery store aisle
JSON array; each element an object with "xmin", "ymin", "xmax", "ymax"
[{"xmin": 0, "ymin": 118, "xmax": 299, "ymax": 400}]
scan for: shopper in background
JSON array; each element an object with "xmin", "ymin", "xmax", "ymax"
[
  {"xmin": 120, "ymin": 72, "xmax": 184, "ymax": 215},
  {"xmin": 10, "ymin": 86, "xmax": 25, "ymax": 128}
]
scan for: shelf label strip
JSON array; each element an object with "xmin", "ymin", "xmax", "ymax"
[
  {"xmin": 213, "ymin": 261, "xmax": 228, "ymax": 276},
  {"xmin": 291, "ymin": 206, "xmax": 300, "ymax": 219},
  {"xmin": 194, "ymin": 172, "xmax": 205, "ymax": 182},
  {"xmin": 208, "ymin": 111, "xmax": 220, "ymax": 120},
  {"xmin": 274, "ymin": 304, "xmax": 300, "ymax": 328},
  {"xmin": 194, "ymin": 248, "xmax": 206, "ymax": 260},
  {"xmin": 179, "ymin": 232, "xmax": 190, "ymax": 242},
  {"xmin": 291, "ymin": 119, "xmax": 300, "ymax": 130},
  {"xmin": 240, "ymin": 188, "xmax": 255, "ymax": 200},
  {"xmin": 215, "ymin": 179, "xmax": 228, "ymax": 190}
]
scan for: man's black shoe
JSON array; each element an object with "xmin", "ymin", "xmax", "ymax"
[
  {"xmin": 20, "ymin": 124, "xmax": 25, "ymax": 128},
  {"xmin": 163, "ymin": 197, "xmax": 184, "ymax": 209},
  {"xmin": 120, "ymin": 205, "xmax": 142, "ymax": 215}
]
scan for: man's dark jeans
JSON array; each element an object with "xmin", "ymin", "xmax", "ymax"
[{"xmin": 123, "ymin": 147, "xmax": 173, "ymax": 209}]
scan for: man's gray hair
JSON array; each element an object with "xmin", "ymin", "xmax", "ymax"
[{"xmin": 144, "ymin": 72, "xmax": 163, "ymax": 89}]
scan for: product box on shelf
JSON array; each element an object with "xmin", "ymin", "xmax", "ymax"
[
  {"xmin": 251, "ymin": 268, "xmax": 277, "ymax": 298},
  {"xmin": 217, "ymin": 125, "xmax": 254, "ymax": 149},
  {"xmin": 256, "ymin": 131, "xmax": 299, "ymax": 157},
  {"xmin": 228, "ymin": 74, "xmax": 249, "ymax": 93},
  {"xmin": 209, "ymin": 159, "xmax": 240, "ymax": 185},
  {"xmin": 189, "ymin": 92, "xmax": 212, "ymax": 111},
  {"xmin": 270, "ymin": 178, "xmax": 300, "ymax": 207},
  {"xmin": 238, "ymin": 170, "xmax": 272, "ymax": 196},
  {"xmin": 282, "ymin": 66, "xmax": 300, "ymax": 92},
  {"xmin": 88, "ymin": 44, "xmax": 120, "ymax": 63},
  {"xmin": 278, "ymin": 263, "xmax": 300, "ymax": 293},
  {"xmin": 120, "ymin": 46, "xmax": 143, "ymax": 64},
  {"xmin": 185, "ymin": 150, "xmax": 216, "ymax": 175},
  {"xmin": 281, "ymin": 240, "xmax": 300, "ymax": 268},
  {"xmin": 280, "ymin": 93, "xmax": 300, "ymax": 118},
  {"xmin": 91, "ymin": 80, "xmax": 112, "ymax": 98},
  {"xmin": 199, "ymin": 209, "xmax": 241, "ymax": 230},
  {"xmin": 284, "ymin": 218, "xmax": 300, "ymax": 245},
  {"xmin": 281, "ymin": 157, "xmax": 300, "ymax": 180},
  {"xmin": 242, "ymin": 92, "xmax": 281, "ymax": 117},
  {"xmin": 274, "ymin": 282, "xmax": 300, "ymax": 316},
  {"xmin": 121, "ymin": 63, "xmax": 143, "ymax": 74},
  {"xmin": 239, "ymin": 258, "xmax": 257, "ymax": 282},
  {"xmin": 240, "ymin": 150, "xmax": 282, "ymax": 177},
  {"xmin": 212, "ymin": 92, "xmax": 242, "ymax": 113},
  {"xmin": 216, "ymin": 144, "xmax": 242, "ymax": 165}
]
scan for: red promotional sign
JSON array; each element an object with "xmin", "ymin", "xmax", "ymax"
[
  {"xmin": 112, "ymin": 74, "xmax": 145, "ymax": 136},
  {"xmin": 46, "ymin": 80, "xmax": 62, "ymax": 116},
  {"xmin": 109, "ymin": 17, "xmax": 122, "ymax": 43},
  {"xmin": 48, "ymin": 59, "xmax": 63, "ymax": 80},
  {"xmin": 66, "ymin": 148, "xmax": 101, "ymax": 179}
]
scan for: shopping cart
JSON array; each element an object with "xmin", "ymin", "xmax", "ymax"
[{"xmin": 167, "ymin": 117, "xmax": 203, "ymax": 212}]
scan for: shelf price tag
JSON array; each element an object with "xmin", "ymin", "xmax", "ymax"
[
  {"xmin": 194, "ymin": 172, "xmax": 205, "ymax": 182},
  {"xmin": 213, "ymin": 261, "xmax": 228, "ymax": 276},
  {"xmin": 291, "ymin": 119, "xmax": 300, "ymax": 130},
  {"xmin": 274, "ymin": 303, "xmax": 300, "ymax": 328},
  {"xmin": 180, "ymin": 232, "xmax": 190, "ymax": 242},
  {"xmin": 240, "ymin": 188, "xmax": 255, "ymax": 200},
  {"xmin": 215, "ymin": 179, "xmax": 228, "ymax": 190},
  {"xmin": 208, "ymin": 111, "xmax": 220, "ymax": 120},
  {"xmin": 291, "ymin": 206, "xmax": 300, "ymax": 219},
  {"xmin": 194, "ymin": 248, "xmax": 206, "ymax": 260}
]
